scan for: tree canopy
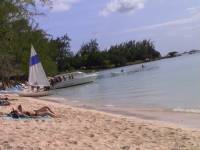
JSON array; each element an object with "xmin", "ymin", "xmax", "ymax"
[
  {"xmin": 0, "ymin": 0, "xmax": 161, "ymax": 83},
  {"xmin": 0, "ymin": 0, "xmax": 57, "ymax": 78},
  {"xmin": 70, "ymin": 39, "xmax": 161, "ymax": 69}
]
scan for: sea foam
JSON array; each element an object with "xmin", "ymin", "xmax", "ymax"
[{"xmin": 173, "ymin": 108, "xmax": 200, "ymax": 114}]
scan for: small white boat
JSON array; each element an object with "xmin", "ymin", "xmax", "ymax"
[
  {"xmin": 111, "ymin": 69, "xmax": 126, "ymax": 76},
  {"xmin": 19, "ymin": 45, "xmax": 52, "ymax": 97},
  {"xmin": 111, "ymin": 72, "xmax": 126, "ymax": 76},
  {"xmin": 51, "ymin": 72, "xmax": 98, "ymax": 89},
  {"xmin": 19, "ymin": 90, "xmax": 52, "ymax": 97}
]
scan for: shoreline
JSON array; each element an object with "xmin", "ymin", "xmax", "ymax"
[
  {"xmin": 1, "ymin": 95, "xmax": 200, "ymax": 149},
  {"xmin": 40, "ymin": 96, "xmax": 200, "ymax": 129}
]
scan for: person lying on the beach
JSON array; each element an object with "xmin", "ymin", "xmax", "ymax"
[
  {"xmin": 17, "ymin": 105, "xmax": 56, "ymax": 118},
  {"xmin": 6, "ymin": 105, "xmax": 56, "ymax": 119}
]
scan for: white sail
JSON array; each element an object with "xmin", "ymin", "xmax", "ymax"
[{"xmin": 28, "ymin": 45, "xmax": 50, "ymax": 87}]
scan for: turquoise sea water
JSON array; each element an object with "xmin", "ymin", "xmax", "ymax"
[{"xmin": 53, "ymin": 53, "xmax": 200, "ymax": 112}]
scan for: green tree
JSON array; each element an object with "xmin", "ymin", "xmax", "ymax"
[
  {"xmin": 0, "ymin": 55, "xmax": 22, "ymax": 86},
  {"xmin": 0, "ymin": 0, "xmax": 58, "ymax": 82},
  {"xmin": 51, "ymin": 34, "xmax": 73, "ymax": 72},
  {"xmin": 167, "ymin": 51, "xmax": 178, "ymax": 57},
  {"xmin": 78, "ymin": 39, "xmax": 103, "ymax": 68}
]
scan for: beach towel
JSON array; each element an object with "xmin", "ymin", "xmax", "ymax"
[
  {"xmin": 0, "ymin": 99, "xmax": 10, "ymax": 106},
  {"xmin": 7, "ymin": 111, "xmax": 29, "ymax": 119},
  {"xmin": 0, "ymin": 112, "xmax": 51, "ymax": 120},
  {"xmin": 0, "ymin": 115, "xmax": 51, "ymax": 121}
]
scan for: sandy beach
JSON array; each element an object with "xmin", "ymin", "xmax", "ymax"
[{"xmin": 1, "ymin": 95, "xmax": 200, "ymax": 150}]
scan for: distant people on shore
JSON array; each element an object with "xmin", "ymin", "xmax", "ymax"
[
  {"xmin": 29, "ymin": 85, "xmax": 50, "ymax": 92},
  {"xmin": 49, "ymin": 74, "xmax": 75, "ymax": 87},
  {"xmin": 0, "ymin": 80, "xmax": 17, "ymax": 90}
]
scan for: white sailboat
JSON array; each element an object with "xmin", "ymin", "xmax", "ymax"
[{"xmin": 19, "ymin": 45, "xmax": 52, "ymax": 97}]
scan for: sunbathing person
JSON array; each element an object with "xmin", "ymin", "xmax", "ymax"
[
  {"xmin": 17, "ymin": 105, "xmax": 56, "ymax": 118},
  {"xmin": 6, "ymin": 105, "xmax": 56, "ymax": 119}
]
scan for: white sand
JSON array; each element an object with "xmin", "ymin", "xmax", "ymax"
[{"xmin": 0, "ymin": 96, "xmax": 200, "ymax": 150}]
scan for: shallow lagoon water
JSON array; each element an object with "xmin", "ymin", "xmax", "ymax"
[{"xmin": 53, "ymin": 53, "xmax": 200, "ymax": 113}]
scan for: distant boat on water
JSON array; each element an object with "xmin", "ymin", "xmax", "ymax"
[
  {"xmin": 50, "ymin": 71, "xmax": 98, "ymax": 89},
  {"xmin": 19, "ymin": 45, "xmax": 52, "ymax": 97},
  {"xmin": 111, "ymin": 69, "xmax": 126, "ymax": 76},
  {"xmin": 111, "ymin": 65, "xmax": 146, "ymax": 76}
]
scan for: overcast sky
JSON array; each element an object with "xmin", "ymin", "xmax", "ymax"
[{"xmin": 36, "ymin": 0, "xmax": 200, "ymax": 55}]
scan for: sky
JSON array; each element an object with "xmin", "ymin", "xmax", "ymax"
[{"xmin": 36, "ymin": 0, "xmax": 200, "ymax": 55}]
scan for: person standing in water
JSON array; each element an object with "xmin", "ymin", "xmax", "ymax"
[{"xmin": 142, "ymin": 64, "xmax": 144, "ymax": 68}]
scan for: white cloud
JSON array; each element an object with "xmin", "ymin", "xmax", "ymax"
[
  {"xmin": 128, "ymin": 13, "xmax": 200, "ymax": 31},
  {"xmin": 180, "ymin": 24, "xmax": 200, "ymax": 31},
  {"xmin": 98, "ymin": 11, "xmax": 200, "ymax": 36},
  {"xmin": 51, "ymin": 0, "xmax": 79, "ymax": 12},
  {"xmin": 186, "ymin": 6, "xmax": 200, "ymax": 14},
  {"xmin": 100, "ymin": 0, "xmax": 146, "ymax": 16}
]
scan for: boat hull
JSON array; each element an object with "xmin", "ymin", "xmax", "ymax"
[
  {"xmin": 111, "ymin": 72, "xmax": 126, "ymax": 76},
  {"xmin": 18, "ymin": 90, "xmax": 53, "ymax": 97},
  {"xmin": 53, "ymin": 74, "xmax": 97, "ymax": 89}
]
